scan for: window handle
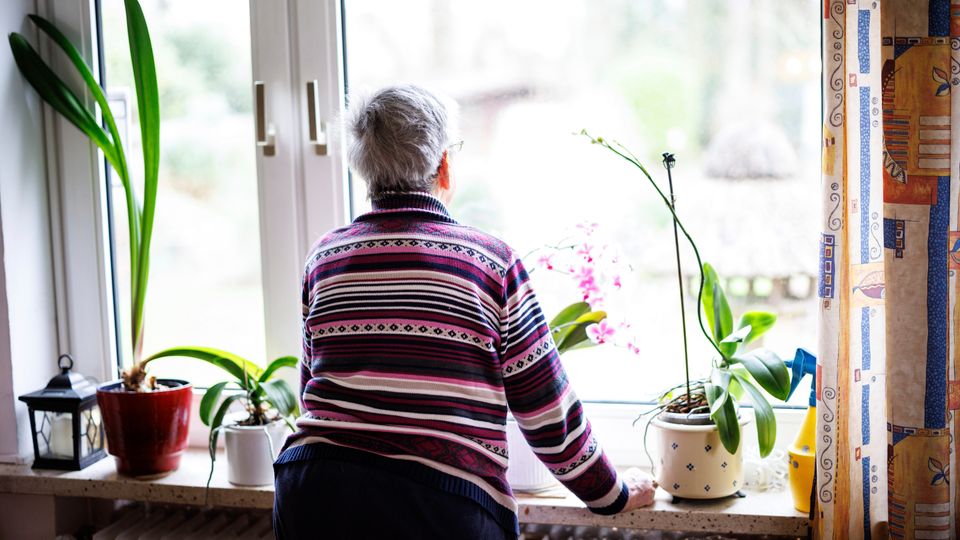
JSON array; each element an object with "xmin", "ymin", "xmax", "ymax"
[
  {"xmin": 254, "ymin": 81, "xmax": 276, "ymax": 157},
  {"xmin": 305, "ymin": 80, "xmax": 328, "ymax": 155}
]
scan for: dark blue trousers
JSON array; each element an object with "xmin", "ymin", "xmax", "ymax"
[{"xmin": 273, "ymin": 458, "xmax": 515, "ymax": 540}]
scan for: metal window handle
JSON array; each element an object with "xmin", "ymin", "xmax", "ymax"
[
  {"xmin": 306, "ymin": 80, "xmax": 328, "ymax": 155},
  {"xmin": 254, "ymin": 81, "xmax": 276, "ymax": 157}
]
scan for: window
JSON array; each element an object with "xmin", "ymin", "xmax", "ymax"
[
  {"xmin": 344, "ymin": 0, "xmax": 821, "ymax": 404},
  {"xmin": 79, "ymin": 1, "xmax": 818, "ymax": 405},
  {"xmin": 100, "ymin": 0, "xmax": 267, "ymax": 385}
]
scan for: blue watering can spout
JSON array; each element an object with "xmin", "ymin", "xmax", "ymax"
[{"xmin": 785, "ymin": 348, "xmax": 817, "ymax": 407}]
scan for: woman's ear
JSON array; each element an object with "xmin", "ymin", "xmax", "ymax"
[{"xmin": 436, "ymin": 151, "xmax": 451, "ymax": 191}]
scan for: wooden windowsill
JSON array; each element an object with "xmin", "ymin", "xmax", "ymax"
[{"xmin": 0, "ymin": 449, "xmax": 809, "ymax": 537}]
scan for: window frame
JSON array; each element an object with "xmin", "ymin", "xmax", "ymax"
[
  {"xmin": 47, "ymin": 0, "xmax": 349, "ymax": 384},
  {"xmin": 47, "ymin": 0, "xmax": 805, "ymax": 462}
]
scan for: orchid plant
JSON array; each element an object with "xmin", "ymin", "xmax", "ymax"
[
  {"xmin": 530, "ymin": 223, "xmax": 641, "ymax": 356},
  {"xmin": 579, "ymin": 131, "xmax": 791, "ymax": 458}
]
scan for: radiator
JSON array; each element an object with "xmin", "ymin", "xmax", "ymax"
[{"xmin": 93, "ymin": 506, "xmax": 274, "ymax": 540}]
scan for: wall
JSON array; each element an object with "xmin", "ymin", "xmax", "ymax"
[{"xmin": 0, "ymin": 0, "xmax": 60, "ymax": 461}]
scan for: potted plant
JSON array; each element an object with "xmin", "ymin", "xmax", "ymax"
[
  {"xmin": 144, "ymin": 347, "xmax": 299, "ymax": 486},
  {"xmin": 581, "ymin": 132, "xmax": 790, "ymax": 499},
  {"xmin": 8, "ymin": 1, "xmax": 191, "ymax": 476}
]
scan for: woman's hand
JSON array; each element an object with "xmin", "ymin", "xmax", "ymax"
[{"xmin": 621, "ymin": 467, "xmax": 658, "ymax": 512}]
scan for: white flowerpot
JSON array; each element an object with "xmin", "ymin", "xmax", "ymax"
[
  {"xmin": 505, "ymin": 418, "xmax": 556, "ymax": 492},
  {"xmin": 650, "ymin": 413, "xmax": 750, "ymax": 499},
  {"xmin": 224, "ymin": 420, "xmax": 289, "ymax": 486}
]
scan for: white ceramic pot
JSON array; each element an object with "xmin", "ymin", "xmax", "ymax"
[
  {"xmin": 224, "ymin": 420, "xmax": 289, "ymax": 486},
  {"xmin": 505, "ymin": 418, "xmax": 556, "ymax": 492},
  {"xmin": 650, "ymin": 413, "xmax": 750, "ymax": 499}
]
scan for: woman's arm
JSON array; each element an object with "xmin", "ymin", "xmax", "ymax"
[
  {"xmin": 299, "ymin": 268, "xmax": 313, "ymax": 413},
  {"xmin": 499, "ymin": 257, "xmax": 651, "ymax": 513}
]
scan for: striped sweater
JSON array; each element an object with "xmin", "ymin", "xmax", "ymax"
[{"xmin": 278, "ymin": 192, "xmax": 628, "ymax": 534}]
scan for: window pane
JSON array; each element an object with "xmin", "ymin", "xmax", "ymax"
[
  {"xmin": 101, "ymin": 0, "xmax": 266, "ymax": 385},
  {"xmin": 344, "ymin": 0, "xmax": 820, "ymax": 404}
]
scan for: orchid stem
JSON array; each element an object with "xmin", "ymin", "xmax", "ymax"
[
  {"xmin": 663, "ymin": 152, "xmax": 692, "ymax": 407},
  {"xmin": 580, "ymin": 130, "xmax": 723, "ymax": 365}
]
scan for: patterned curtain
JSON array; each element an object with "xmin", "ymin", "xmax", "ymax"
[{"xmin": 817, "ymin": 0, "xmax": 958, "ymax": 538}]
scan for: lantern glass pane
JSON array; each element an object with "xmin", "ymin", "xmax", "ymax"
[
  {"xmin": 80, "ymin": 406, "xmax": 103, "ymax": 458},
  {"xmin": 33, "ymin": 410, "xmax": 75, "ymax": 459}
]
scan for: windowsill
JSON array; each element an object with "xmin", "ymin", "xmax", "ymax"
[{"xmin": 0, "ymin": 449, "xmax": 809, "ymax": 536}]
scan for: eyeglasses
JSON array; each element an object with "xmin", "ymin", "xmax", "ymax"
[{"xmin": 447, "ymin": 140, "xmax": 464, "ymax": 153}]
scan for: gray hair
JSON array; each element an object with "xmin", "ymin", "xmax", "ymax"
[{"xmin": 345, "ymin": 85, "xmax": 459, "ymax": 197}]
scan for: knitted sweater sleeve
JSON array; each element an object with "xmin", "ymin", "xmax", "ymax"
[
  {"xmin": 299, "ymin": 264, "xmax": 313, "ymax": 413},
  {"xmin": 499, "ymin": 257, "xmax": 628, "ymax": 514}
]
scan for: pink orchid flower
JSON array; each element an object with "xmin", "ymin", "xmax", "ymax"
[
  {"xmin": 576, "ymin": 243, "xmax": 595, "ymax": 263},
  {"xmin": 576, "ymin": 222, "xmax": 599, "ymax": 235},
  {"xmin": 581, "ymin": 281, "xmax": 601, "ymax": 301},
  {"xmin": 626, "ymin": 339, "xmax": 640, "ymax": 355},
  {"xmin": 612, "ymin": 274, "xmax": 622, "ymax": 289},
  {"xmin": 586, "ymin": 320, "xmax": 616, "ymax": 345},
  {"xmin": 536, "ymin": 253, "xmax": 555, "ymax": 270},
  {"xmin": 586, "ymin": 294, "xmax": 605, "ymax": 310},
  {"xmin": 572, "ymin": 265, "xmax": 595, "ymax": 285}
]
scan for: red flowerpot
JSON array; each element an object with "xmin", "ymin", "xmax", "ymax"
[{"xmin": 97, "ymin": 379, "xmax": 192, "ymax": 476}]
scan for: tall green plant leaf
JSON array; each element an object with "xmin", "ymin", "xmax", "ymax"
[
  {"xmin": 736, "ymin": 312, "xmax": 777, "ymax": 347},
  {"xmin": 733, "ymin": 373, "xmax": 777, "ymax": 457},
  {"xmin": 701, "ymin": 263, "xmax": 733, "ymax": 356},
  {"xmin": 8, "ymin": 34, "xmax": 118, "ymax": 167},
  {"xmin": 26, "ymin": 15, "xmax": 142, "ymax": 312},
  {"xmin": 705, "ymin": 383, "xmax": 740, "ymax": 454},
  {"xmin": 259, "ymin": 356, "xmax": 298, "ymax": 383},
  {"xmin": 730, "ymin": 349, "xmax": 790, "ymax": 400},
  {"xmin": 143, "ymin": 346, "xmax": 263, "ymax": 388},
  {"xmin": 124, "ymin": 0, "xmax": 160, "ymax": 361}
]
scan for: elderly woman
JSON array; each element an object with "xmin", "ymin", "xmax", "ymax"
[{"xmin": 273, "ymin": 85, "xmax": 656, "ymax": 540}]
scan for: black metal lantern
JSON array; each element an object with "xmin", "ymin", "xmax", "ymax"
[{"xmin": 18, "ymin": 354, "xmax": 106, "ymax": 470}]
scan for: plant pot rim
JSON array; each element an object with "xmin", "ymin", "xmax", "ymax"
[
  {"xmin": 652, "ymin": 413, "xmax": 751, "ymax": 432},
  {"xmin": 97, "ymin": 378, "xmax": 192, "ymax": 394},
  {"xmin": 223, "ymin": 418, "xmax": 288, "ymax": 431}
]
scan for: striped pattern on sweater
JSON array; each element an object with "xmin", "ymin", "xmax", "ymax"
[{"xmin": 278, "ymin": 192, "xmax": 627, "ymax": 533}]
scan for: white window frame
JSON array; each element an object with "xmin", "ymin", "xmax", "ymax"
[
  {"xmin": 40, "ymin": 0, "xmax": 805, "ymax": 464},
  {"xmin": 36, "ymin": 0, "xmax": 118, "ymax": 384},
  {"xmin": 43, "ymin": 0, "xmax": 349, "ymax": 383}
]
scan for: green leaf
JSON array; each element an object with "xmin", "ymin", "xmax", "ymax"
[
  {"xmin": 7, "ymin": 33, "xmax": 118, "ymax": 166},
  {"xmin": 125, "ymin": 0, "xmax": 161, "ymax": 360},
  {"xmin": 144, "ymin": 346, "xmax": 263, "ymax": 389},
  {"xmin": 727, "ymin": 376, "xmax": 745, "ymax": 401},
  {"xmin": 549, "ymin": 302, "xmax": 592, "ymax": 346},
  {"xmin": 26, "ymin": 15, "xmax": 143, "ymax": 320},
  {"xmin": 207, "ymin": 393, "xmax": 242, "ymax": 462},
  {"xmin": 730, "ymin": 349, "xmax": 790, "ymax": 400},
  {"xmin": 720, "ymin": 325, "xmax": 752, "ymax": 345},
  {"xmin": 556, "ymin": 310, "xmax": 606, "ymax": 353},
  {"xmin": 259, "ymin": 356, "xmax": 298, "ymax": 383},
  {"xmin": 701, "ymin": 263, "xmax": 733, "ymax": 356},
  {"xmin": 737, "ymin": 312, "xmax": 777, "ymax": 346},
  {"xmin": 733, "ymin": 373, "xmax": 777, "ymax": 457},
  {"xmin": 260, "ymin": 379, "xmax": 299, "ymax": 417},
  {"xmin": 549, "ymin": 302, "xmax": 591, "ymax": 328},
  {"xmin": 199, "ymin": 381, "xmax": 230, "ymax": 426},
  {"xmin": 705, "ymin": 383, "xmax": 740, "ymax": 454},
  {"xmin": 707, "ymin": 369, "xmax": 731, "ymax": 416}
]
